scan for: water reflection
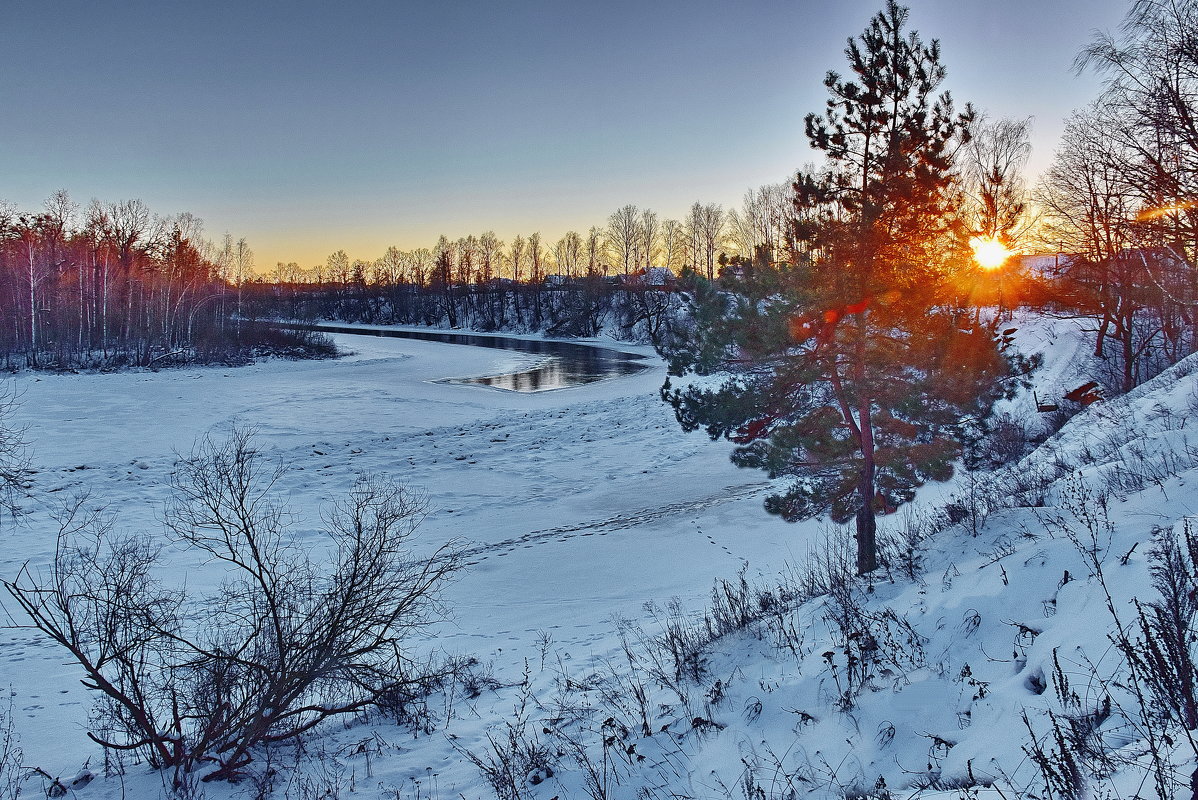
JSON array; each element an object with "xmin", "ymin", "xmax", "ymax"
[
  {"xmin": 449, "ymin": 350, "xmax": 648, "ymax": 392},
  {"xmin": 305, "ymin": 324, "xmax": 650, "ymax": 392}
]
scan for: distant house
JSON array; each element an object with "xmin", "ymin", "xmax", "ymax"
[
  {"xmin": 1019, "ymin": 253, "xmax": 1073, "ymax": 276},
  {"xmin": 623, "ymin": 266, "xmax": 676, "ymax": 289},
  {"xmin": 1021, "ymin": 247, "xmax": 1187, "ymax": 278},
  {"xmin": 1114, "ymin": 246, "xmax": 1188, "ymax": 272},
  {"xmin": 543, "ymin": 274, "xmax": 572, "ymax": 287}
]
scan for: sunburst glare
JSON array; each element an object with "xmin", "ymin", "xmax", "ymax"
[{"xmin": 970, "ymin": 236, "xmax": 1013, "ymax": 270}]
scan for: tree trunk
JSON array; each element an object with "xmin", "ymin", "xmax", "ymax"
[
  {"xmin": 856, "ymin": 407, "xmax": 878, "ymax": 575},
  {"xmin": 1120, "ymin": 311, "xmax": 1135, "ymax": 393},
  {"xmin": 26, "ymin": 245, "xmax": 38, "ymax": 369},
  {"xmin": 1094, "ymin": 309, "xmax": 1111, "ymax": 358}
]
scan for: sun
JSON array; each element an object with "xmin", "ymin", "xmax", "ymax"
[{"xmin": 970, "ymin": 236, "xmax": 1013, "ymax": 270}]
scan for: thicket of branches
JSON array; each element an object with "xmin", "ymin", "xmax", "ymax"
[
  {"xmin": 0, "ymin": 385, "xmax": 28, "ymax": 520},
  {"xmin": 1033, "ymin": 0, "xmax": 1198, "ymax": 391},
  {"xmin": 3, "ymin": 429, "xmax": 459, "ymax": 785},
  {"xmin": 249, "ymin": 273, "xmax": 694, "ymax": 346}
]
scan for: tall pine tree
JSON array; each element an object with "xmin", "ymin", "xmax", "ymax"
[{"xmin": 664, "ymin": 2, "xmax": 1010, "ymax": 575}]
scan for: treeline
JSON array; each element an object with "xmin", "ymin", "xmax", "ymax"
[
  {"xmin": 267, "ymin": 191, "xmax": 795, "ymax": 289},
  {"xmin": 248, "ymin": 269, "xmax": 693, "ymax": 344},
  {"xmin": 246, "ymin": 191, "xmax": 795, "ymax": 343},
  {"xmin": 241, "ymin": 188, "xmax": 800, "ymax": 344},
  {"xmin": 0, "ymin": 192, "xmax": 330, "ymax": 370}
]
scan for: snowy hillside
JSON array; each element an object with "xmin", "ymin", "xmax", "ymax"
[{"xmin": 2, "ymin": 317, "xmax": 1197, "ymax": 799}]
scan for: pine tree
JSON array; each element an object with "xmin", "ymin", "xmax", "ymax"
[{"xmin": 664, "ymin": 2, "xmax": 1010, "ymax": 575}]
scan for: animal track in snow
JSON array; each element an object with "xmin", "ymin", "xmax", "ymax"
[{"xmin": 455, "ymin": 481, "xmax": 770, "ymax": 560}]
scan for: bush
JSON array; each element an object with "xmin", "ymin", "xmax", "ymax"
[
  {"xmin": 3, "ymin": 428, "xmax": 459, "ymax": 785},
  {"xmin": 190, "ymin": 321, "xmax": 338, "ymax": 364},
  {"xmin": 965, "ymin": 411, "xmax": 1029, "ymax": 470},
  {"xmin": 0, "ymin": 699, "xmax": 20, "ymax": 800},
  {"xmin": 0, "ymin": 383, "xmax": 29, "ymax": 519}
]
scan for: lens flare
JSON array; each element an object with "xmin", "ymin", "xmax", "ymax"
[
  {"xmin": 1136, "ymin": 200, "xmax": 1198, "ymax": 221},
  {"xmin": 970, "ymin": 237, "xmax": 1013, "ymax": 270}
]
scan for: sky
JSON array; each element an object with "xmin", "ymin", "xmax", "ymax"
[{"xmin": 1, "ymin": 0, "xmax": 1129, "ymax": 270}]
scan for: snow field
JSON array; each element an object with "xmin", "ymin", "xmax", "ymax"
[{"xmin": 2, "ymin": 331, "xmax": 798, "ymax": 797}]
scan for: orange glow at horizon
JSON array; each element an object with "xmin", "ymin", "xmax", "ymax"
[{"xmin": 970, "ymin": 237, "xmax": 1013, "ymax": 270}]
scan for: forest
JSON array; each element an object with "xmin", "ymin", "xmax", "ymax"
[{"xmin": 0, "ymin": 195, "xmax": 331, "ymax": 370}]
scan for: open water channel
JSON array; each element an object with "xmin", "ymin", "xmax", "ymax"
[{"xmin": 305, "ymin": 324, "xmax": 651, "ymax": 392}]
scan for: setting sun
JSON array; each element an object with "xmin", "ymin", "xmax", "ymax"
[{"xmin": 970, "ymin": 236, "xmax": 1013, "ymax": 270}]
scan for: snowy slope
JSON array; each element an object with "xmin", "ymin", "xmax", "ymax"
[{"xmin": 478, "ymin": 316, "xmax": 1198, "ymax": 800}]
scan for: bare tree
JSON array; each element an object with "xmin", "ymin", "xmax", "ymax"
[
  {"xmin": 376, "ymin": 246, "xmax": 403, "ymax": 287},
  {"xmin": 479, "ymin": 231, "xmax": 503, "ymax": 284},
  {"xmin": 639, "ymin": 209, "xmax": 659, "ymax": 270},
  {"xmin": 727, "ymin": 185, "xmax": 788, "ymax": 263},
  {"xmin": 14, "ymin": 217, "xmax": 55, "ymax": 368},
  {"xmin": 457, "ymin": 235, "xmax": 479, "ymax": 285},
  {"xmin": 1079, "ymin": 0, "xmax": 1198, "ymax": 267},
  {"xmin": 409, "ymin": 247, "xmax": 433, "ymax": 288},
  {"xmin": 959, "ymin": 116, "xmax": 1033, "ymax": 245},
  {"xmin": 586, "ymin": 226, "xmax": 606, "ymax": 276},
  {"xmin": 325, "ymin": 249, "xmax": 350, "ymax": 288},
  {"xmin": 1076, "ymin": 0, "xmax": 1198, "ymax": 358},
  {"xmin": 92, "ymin": 199, "xmax": 156, "ymax": 347},
  {"xmin": 3, "ymin": 428, "xmax": 459, "ymax": 785},
  {"xmin": 606, "ymin": 205, "xmax": 640, "ymax": 277},
  {"xmin": 509, "ymin": 235, "xmax": 526, "ymax": 283},
  {"xmin": 660, "ymin": 218, "xmax": 687, "ymax": 273},
  {"xmin": 687, "ymin": 202, "xmax": 726, "ymax": 280},
  {"xmin": 528, "ymin": 232, "xmax": 544, "ymax": 283},
  {"xmin": 233, "ymin": 237, "xmax": 253, "ymax": 336},
  {"xmin": 554, "ymin": 231, "xmax": 582, "ymax": 277},
  {"xmin": 432, "ymin": 236, "xmax": 457, "ymax": 326},
  {"xmin": 1036, "ymin": 106, "xmax": 1166, "ymax": 390}
]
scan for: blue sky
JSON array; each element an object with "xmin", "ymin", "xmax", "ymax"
[{"xmin": 1, "ymin": 0, "xmax": 1128, "ymax": 268}]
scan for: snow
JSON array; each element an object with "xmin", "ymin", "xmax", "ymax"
[
  {"xmin": 2, "ymin": 329, "xmax": 798, "ymax": 796},
  {"xmin": 3, "ymin": 317, "xmax": 1197, "ymax": 799}
]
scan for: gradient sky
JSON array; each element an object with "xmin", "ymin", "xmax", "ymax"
[{"xmin": 2, "ymin": 0, "xmax": 1128, "ymax": 270}]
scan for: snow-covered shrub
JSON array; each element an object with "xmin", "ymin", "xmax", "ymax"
[
  {"xmin": 965, "ymin": 411, "xmax": 1031, "ymax": 470},
  {"xmin": 878, "ymin": 506, "xmax": 947, "ymax": 578},
  {"xmin": 1127, "ymin": 520, "xmax": 1198, "ymax": 733},
  {"xmin": 0, "ymin": 383, "xmax": 29, "ymax": 521},
  {"xmin": 793, "ymin": 527, "xmax": 857, "ymax": 599},
  {"xmin": 1096, "ymin": 518, "xmax": 1198, "ymax": 800},
  {"xmin": 456, "ymin": 677, "xmax": 558, "ymax": 800},
  {"xmin": 821, "ymin": 583, "xmax": 927, "ymax": 711},
  {"xmin": 0, "ymin": 698, "xmax": 20, "ymax": 800},
  {"xmin": 3, "ymin": 428, "xmax": 460, "ymax": 786}
]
